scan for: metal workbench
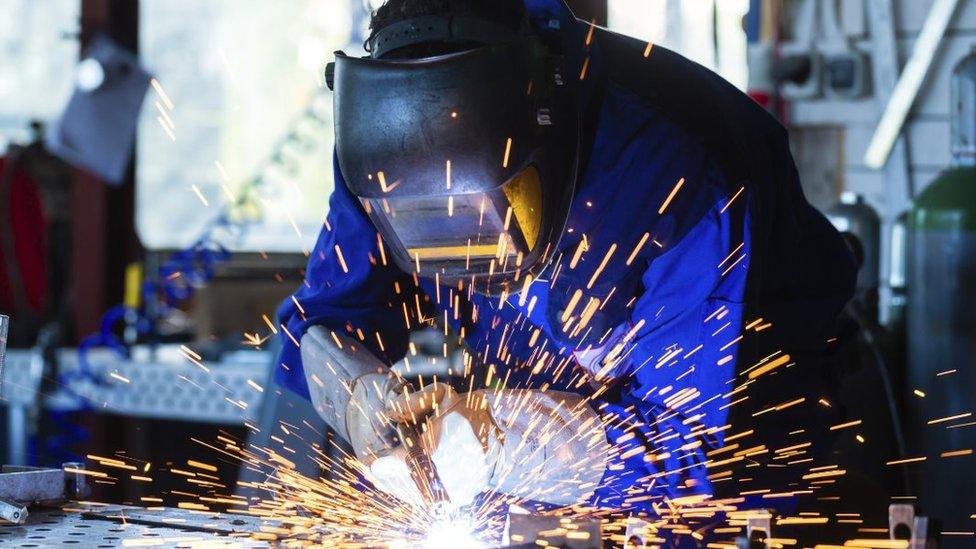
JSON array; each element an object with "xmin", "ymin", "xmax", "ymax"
[{"xmin": 0, "ymin": 504, "xmax": 278, "ymax": 548}]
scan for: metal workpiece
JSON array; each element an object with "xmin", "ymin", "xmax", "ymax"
[
  {"xmin": 60, "ymin": 463, "xmax": 90, "ymax": 500},
  {"xmin": 736, "ymin": 510, "xmax": 775, "ymax": 549},
  {"xmin": 889, "ymin": 504, "xmax": 931, "ymax": 549},
  {"xmin": 0, "ymin": 462, "xmax": 95, "ymax": 526},
  {"xmin": 0, "ymin": 466, "xmax": 66, "ymax": 507},
  {"xmin": 81, "ymin": 506, "xmax": 280, "ymax": 539},
  {"xmin": 623, "ymin": 517, "xmax": 651, "ymax": 548}
]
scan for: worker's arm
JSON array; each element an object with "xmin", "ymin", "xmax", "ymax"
[
  {"xmin": 276, "ymin": 156, "xmax": 417, "ymax": 398},
  {"xmin": 580, "ymin": 172, "xmax": 753, "ymax": 510},
  {"xmin": 276, "ymin": 158, "xmax": 420, "ymax": 459},
  {"xmin": 584, "ymin": 132, "xmax": 854, "ymax": 511}
]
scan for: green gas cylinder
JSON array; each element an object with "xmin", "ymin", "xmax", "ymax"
[{"xmin": 905, "ymin": 51, "xmax": 976, "ymax": 541}]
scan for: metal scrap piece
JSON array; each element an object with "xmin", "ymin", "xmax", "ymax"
[
  {"xmin": 0, "ymin": 466, "xmax": 65, "ymax": 505},
  {"xmin": 0, "ymin": 497, "xmax": 27, "ymax": 525},
  {"xmin": 81, "ymin": 507, "xmax": 277, "ymax": 536}
]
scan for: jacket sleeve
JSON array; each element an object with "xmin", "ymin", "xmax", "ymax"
[
  {"xmin": 586, "ymin": 132, "xmax": 853, "ymax": 512},
  {"xmin": 275, "ymin": 157, "xmax": 417, "ymax": 399},
  {"xmin": 587, "ymin": 169, "xmax": 752, "ymax": 511}
]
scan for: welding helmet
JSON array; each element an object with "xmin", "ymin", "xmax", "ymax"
[{"xmin": 327, "ymin": 15, "xmax": 580, "ymax": 294}]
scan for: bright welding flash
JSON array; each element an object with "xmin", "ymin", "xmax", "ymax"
[{"xmin": 421, "ymin": 513, "xmax": 483, "ymax": 549}]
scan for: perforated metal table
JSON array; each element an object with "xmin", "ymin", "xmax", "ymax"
[{"xmin": 0, "ymin": 504, "xmax": 277, "ymax": 548}]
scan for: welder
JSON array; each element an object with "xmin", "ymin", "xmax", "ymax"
[{"xmin": 277, "ymin": 0, "xmax": 856, "ymax": 519}]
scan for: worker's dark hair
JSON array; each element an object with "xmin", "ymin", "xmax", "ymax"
[{"xmin": 369, "ymin": 0, "xmax": 526, "ymax": 57}]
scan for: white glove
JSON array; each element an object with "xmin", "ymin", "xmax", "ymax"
[
  {"xmin": 369, "ymin": 385, "xmax": 610, "ymax": 508},
  {"xmin": 300, "ymin": 326, "xmax": 407, "ymax": 464}
]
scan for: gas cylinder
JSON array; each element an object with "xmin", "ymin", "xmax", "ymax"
[
  {"xmin": 827, "ymin": 192, "xmax": 881, "ymax": 319},
  {"xmin": 906, "ymin": 51, "xmax": 976, "ymax": 539}
]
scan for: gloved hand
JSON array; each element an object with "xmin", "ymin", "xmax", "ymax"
[
  {"xmin": 300, "ymin": 326, "xmax": 408, "ymax": 464},
  {"xmin": 368, "ymin": 384, "xmax": 610, "ymax": 508}
]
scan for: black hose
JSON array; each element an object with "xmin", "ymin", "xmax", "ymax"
[{"xmin": 851, "ymin": 306, "xmax": 911, "ymax": 493}]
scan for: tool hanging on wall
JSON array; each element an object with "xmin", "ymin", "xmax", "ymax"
[{"xmin": 44, "ymin": 34, "xmax": 150, "ymax": 185}]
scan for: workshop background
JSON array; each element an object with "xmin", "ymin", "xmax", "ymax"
[{"xmin": 0, "ymin": 0, "xmax": 974, "ymax": 546}]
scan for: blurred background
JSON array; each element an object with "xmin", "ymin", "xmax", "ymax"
[{"xmin": 0, "ymin": 0, "xmax": 974, "ymax": 544}]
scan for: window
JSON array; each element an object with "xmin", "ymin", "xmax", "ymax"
[
  {"xmin": 0, "ymin": 0, "xmax": 79, "ymax": 151},
  {"xmin": 608, "ymin": 0, "xmax": 750, "ymax": 90},
  {"xmin": 137, "ymin": 0, "xmax": 361, "ymax": 252}
]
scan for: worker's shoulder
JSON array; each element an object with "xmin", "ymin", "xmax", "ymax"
[{"xmin": 592, "ymin": 28, "xmax": 785, "ymax": 159}]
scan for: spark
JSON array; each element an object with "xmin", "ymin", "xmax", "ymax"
[
  {"xmin": 334, "ymin": 244, "xmax": 349, "ymax": 273},
  {"xmin": 928, "ymin": 412, "xmax": 972, "ymax": 425},
  {"xmin": 658, "ymin": 177, "xmax": 685, "ymax": 214},
  {"xmin": 157, "ymin": 116, "xmax": 176, "ymax": 141},
  {"xmin": 214, "ymin": 160, "xmax": 230, "ymax": 182},
  {"xmin": 187, "ymin": 460, "xmax": 218, "ymax": 472},
  {"xmin": 190, "ymin": 185, "xmax": 209, "ymax": 206},
  {"xmin": 829, "ymin": 420, "xmax": 862, "ymax": 431},
  {"xmin": 626, "ymin": 232, "xmax": 650, "ymax": 265},
  {"xmin": 242, "ymin": 332, "xmax": 268, "ymax": 347},
  {"xmin": 63, "ymin": 467, "xmax": 108, "ymax": 478},
  {"xmin": 886, "ymin": 456, "xmax": 926, "ymax": 466},
  {"xmin": 154, "ymin": 101, "xmax": 175, "ymax": 130},
  {"xmin": 150, "ymin": 78, "xmax": 174, "ymax": 110},
  {"xmin": 720, "ymin": 253, "xmax": 747, "ymax": 276},
  {"xmin": 720, "ymin": 186, "xmax": 745, "ymax": 214},
  {"xmin": 287, "ymin": 210, "xmax": 303, "ymax": 238},
  {"xmin": 717, "ymin": 243, "xmax": 745, "ymax": 268},
  {"xmin": 109, "ymin": 372, "xmax": 131, "ymax": 384},
  {"xmin": 746, "ymin": 354, "xmax": 791, "ymax": 379},
  {"xmin": 586, "ymin": 243, "xmax": 617, "ymax": 289}
]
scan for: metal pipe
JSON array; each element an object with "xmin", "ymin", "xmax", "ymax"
[
  {"xmin": 0, "ymin": 316, "xmax": 25, "ymax": 466},
  {"xmin": 0, "ymin": 314, "xmax": 8, "ymax": 385}
]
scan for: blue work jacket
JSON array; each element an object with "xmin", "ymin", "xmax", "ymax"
[{"xmin": 276, "ymin": 0, "xmax": 856, "ymax": 516}]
